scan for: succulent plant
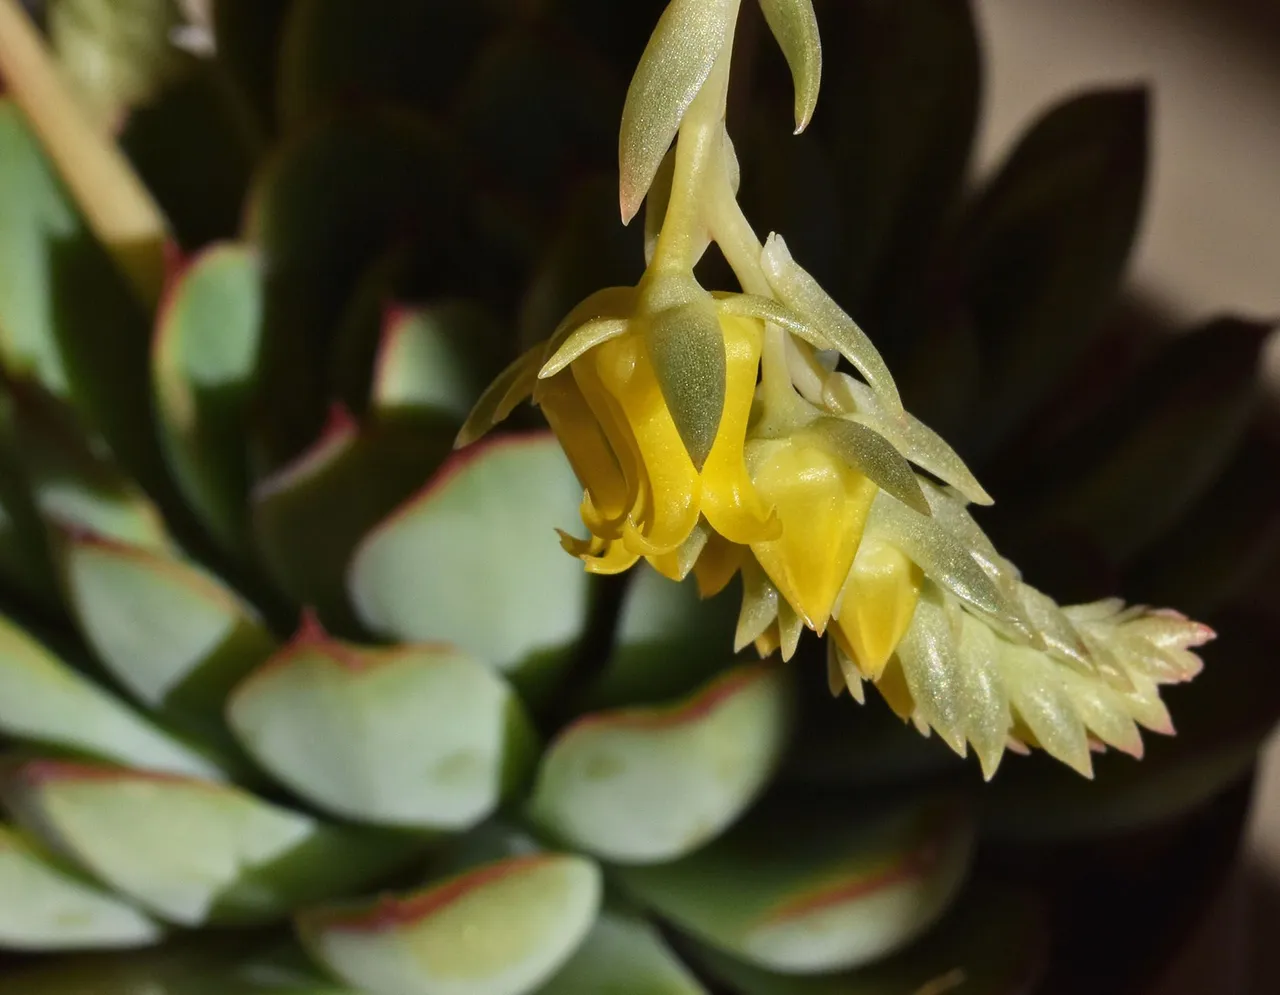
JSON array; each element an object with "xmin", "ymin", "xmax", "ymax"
[{"xmin": 0, "ymin": 0, "xmax": 1275, "ymax": 993}]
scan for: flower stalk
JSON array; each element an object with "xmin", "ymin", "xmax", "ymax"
[{"xmin": 461, "ymin": 0, "xmax": 1212, "ymax": 779}]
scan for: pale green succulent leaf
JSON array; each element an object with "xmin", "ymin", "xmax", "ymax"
[
  {"xmin": 2, "ymin": 760, "xmax": 426, "ymax": 927},
  {"xmin": 251, "ymin": 408, "xmax": 453, "ymax": 633},
  {"xmin": 0, "ymin": 101, "xmax": 173, "ymax": 501},
  {"xmin": 760, "ymin": 234, "xmax": 901, "ymax": 413},
  {"xmin": 373, "ymin": 302, "xmax": 508, "ymax": 423},
  {"xmin": 349, "ymin": 434, "xmax": 590, "ymax": 691},
  {"xmin": 618, "ymin": 0, "xmax": 736, "ymax": 223},
  {"xmin": 528, "ymin": 662, "xmax": 794, "ymax": 864},
  {"xmin": 538, "ymin": 318, "xmax": 630, "ymax": 380},
  {"xmin": 153, "ymin": 242, "xmax": 263, "ymax": 558},
  {"xmin": 692, "ymin": 884, "xmax": 1046, "ymax": 994},
  {"xmin": 0, "ymin": 611, "xmax": 228, "ymax": 779},
  {"xmin": 226, "ymin": 634, "xmax": 537, "ymax": 831},
  {"xmin": 757, "ymin": 0, "xmax": 822, "ymax": 133},
  {"xmin": 535, "ymin": 908, "xmax": 708, "ymax": 995},
  {"xmin": 297, "ymin": 854, "xmax": 602, "ymax": 995},
  {"xmin": 582, "ymin": 565, "xmax": 737, "ymax": 710},
  {"xmin": 6, "ymin": 381, "xmax": 170, "ymax": 553},
  {"xmin": 0, "ymin": 823, "xmax": 164, "ymax": 951},
  {"xmin": 61, "ymin": 534, "xmax": 276, "ymax": 716},
  {"xmin": 616, "ymin": 797, "xmax": 974, "ymax": 974}
]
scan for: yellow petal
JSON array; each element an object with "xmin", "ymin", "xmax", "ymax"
[
  {"xmin": 557, "ymin": 530, "xmax": 641, "ymax": 575},
  {"xmin": 831, "ymin": 539, "xmax": 923, "ymax": 681},
  {"xmin": 874, "ymin": 655, "xmax": 916, "ymax": 721},
  {"xmin": 700, "ymin": 314, "xmax": 779, "ymax": 544},
  {"xmin": 747, "ymin": 436, "xmax": 879, "ymax": 632},
  {"xmin": 754, "ymin": 623, "xmax": 782, "ymax": 659},
  {"xmin": 572, "ymin": 348, "xmax": 647, "ymax": 538},
  {"xmin": 593, "ymin": 332, "xmax": 701, "ymax": 556},
  {"xmin": 539, "ymin": 372, "xmax": 630, "ymax": 534},
  {"xmin": 692, "ymin": 531, "xmax": 745, "ymax": 598}
]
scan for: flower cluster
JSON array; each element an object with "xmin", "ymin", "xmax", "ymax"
[{"xmin": 459, "ymin": 0, "xmax": 1211, "ymax": 777}]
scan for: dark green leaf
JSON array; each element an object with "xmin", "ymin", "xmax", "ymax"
[{"xmin": 957, "ymin": 88, "xmax": 1148, "ymax": 455}]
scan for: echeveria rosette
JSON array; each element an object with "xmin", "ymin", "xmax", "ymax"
[{"xmin": 461, "ymin": 0, "xmax": 1213, "ymax": 779}]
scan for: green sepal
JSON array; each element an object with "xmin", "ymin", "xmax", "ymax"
[
  {"xmin": 0, "ymin": 823, "xmax": 164, "ymax": 951},
  {"xmin": 348, "ymin": 433, "xmax": 590, "ymax": 692},
  {"xmin": 226, "ymin": 619, "xmax": 538, "ymax": 831},
  {"xmin": 644, "ymin": 296, "xmax": 727, "ymax": 471},
  {"xmin": 59, "ymin": 533, "xmax": 276, "ymax": 718},
  {"xmin": 1, "ymin": 759, "xmax": 428, "ymax": 928},
  {"xmin": 297, "ymin": 853, "xmax": 602, "ymax": 995},
  {"xmin": 528, "ymin": 662, "xmax": 795, "ymax": 864},
  {"xmin": 616, "ymin": 794, "xmax": 974, "ymax": 974}
]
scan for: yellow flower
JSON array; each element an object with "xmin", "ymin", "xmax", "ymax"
[
  {"xmin": 531, "ymin": 306, "xmax": 778, "ymax": 576},
  {"xmin": 745, "ymin": 430, "xmax": 880, "ymax": 633},
  {"xmin": 830, "ymin": 538, "xmax": 922, "ymax": 681}
]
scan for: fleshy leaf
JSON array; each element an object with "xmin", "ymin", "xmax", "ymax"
[
  {"xmin": 372, "ymin": 303, "xmax": 507, "ymax": 423},
  {"xmin": 528, "ymin": 663, "xmax": 794, "ymax": 864},
  {"xmin": 757, "ymin": 0, "xmax": 822, "ymax": 133},
  {"xmin": 61, "ymin": 534, "xmax": 276, "ymax": 716},
  {"xmin": 349, "ymin": 434, "xmax": 590, "ymax": 687},
  {"xmin": 957, "ymin": 88, "xmax": 1148, "ymax": 452},
  {"xmin": 618, "ymin": 0, "xmax": 736, "ymax": 222},
  {"xmin": 226, "ymin": 627, "xmax": 537, "ymax": 831},
  {"xmin": 535, "ymin": 908, "xmax": 708, "ymax": 995},
  {"xmin": 616, "ymin": 796, "xmax": 974, "ymax": 974},
  {"xmin": 692, "ymin": 884, "xmax": 1047, "ymax": 995},
  {"xmin": 297, "ymin": 854, "xmax": 602, "ymax": 995},
  {"xmin": 0, "ymin": 100, "xmax": 170, "ymax": 496},
  {"xmin": 581, "ymin": 565, "xmax": 738, "ymax": 710},
  {"xmin": 4, "ymin": 379, "xmax": 170, "ymax": 552},
  {"xmin": 252, "ymin": 406, "xmax": 453, "ymax": 634},
  {"xmin": 809, "ymin": 0, "xmax": 979, "ymax": 318},
  {"xmin": 0, "ymin": 611, "xmax": 227, "ymax": 779},
  {"xmin": 2, "ymin": 760, "xmax": 425, "ymax": 927},
  {"xmin": 0, "ymin": 824, "xmax": 163, "ymax": 951},
  {"xmin": 153, "ymin": 243, "xmax": 263, "ymax": 558},
  {"xmin": 0, "ymin": 942, "xmax": 361, "ymax": 993},
  {"xmin": 277, "ymin": 0, "xmax": 493, "ymax": 127}
]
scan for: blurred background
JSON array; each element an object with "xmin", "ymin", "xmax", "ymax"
[{"xmin": 976, "ymin": 1, "xmax": 1279, "ymax": 991}]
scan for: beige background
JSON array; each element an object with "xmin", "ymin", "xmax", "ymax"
[{"xmin": 975, "ymin": 1, "xmax": 1280, "ymax": 990}]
